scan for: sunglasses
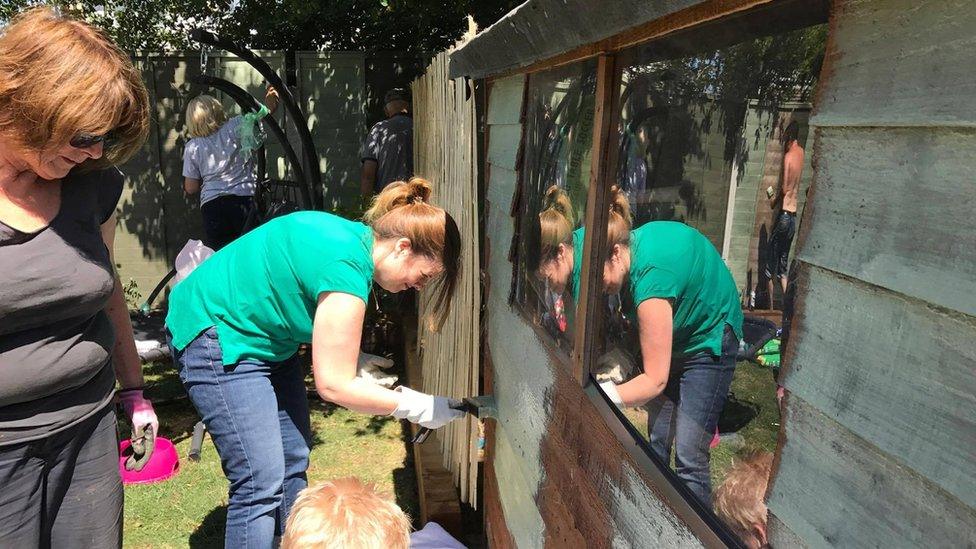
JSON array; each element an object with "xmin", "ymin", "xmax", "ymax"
[{"xmin": 69, "ymin": 131, "xmax": 117, "ymax": 150}]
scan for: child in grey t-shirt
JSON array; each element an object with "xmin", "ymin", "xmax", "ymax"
[{"xmin": 182, "ymin": 88, "xmax": 278, "ymax": 249}]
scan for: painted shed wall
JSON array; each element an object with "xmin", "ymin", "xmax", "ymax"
[
  {"xmin": 483, "ymin": 75, "xmax": 705, "ymax": 548},
  {"xmin": 767, "ymin": 0, "xmax": 976, "ymax": 546}
]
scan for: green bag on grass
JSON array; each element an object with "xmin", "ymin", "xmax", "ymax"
[{"xmin": 755, "ymin": 338, "xmax": 781, "ymax": 370}]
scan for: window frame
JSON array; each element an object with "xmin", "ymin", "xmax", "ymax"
[{"xmin": 498, "ymin": 0, "xmax": 831, "ymax": 545}]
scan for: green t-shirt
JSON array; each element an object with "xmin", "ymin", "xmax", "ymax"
[
  {"xmin": 166, "ymin": 212, "xmax": 374, "ymax": 364},
  {"xmin": 628, "ymin": 221, "xmax": 743, "ymax": 357},
  {"xmin": 570, "ymin": 226, "xmax": 584, "ymax": 303}
]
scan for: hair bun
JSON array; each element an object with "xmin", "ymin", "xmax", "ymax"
[
  {"xmin": 542, "ymin": 185, "xmax": 573, "ymax": 220},
  {"xmin": 405, "ymin": 177, "xmax": 432, "ymax": 204},
  {"xmin": 363, "ymin": 176, "xmax": 435, "ymax": 223},
  {"xmin": 608, "ymin": 185, "xmax": 632, "ymax": 229}
]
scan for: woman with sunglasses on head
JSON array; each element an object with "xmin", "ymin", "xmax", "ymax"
[
  {"xmin": 182, "ymin": 88, "xmax": 278, "ymax": 250},
  {"xmin": 166, "ymin": 177, "xmax": 464, "ymax": 548},
  {"xmin": 0, "ymin": 7, "xmax": 155, "ymax": 547}
]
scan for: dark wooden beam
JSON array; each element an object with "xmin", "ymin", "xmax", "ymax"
[
  {"xmin": 461, "ymin": 0, "xmax": 828, "ymax": 82},
  {"xmin": 572, "ymin": 54, "xmax": 622, "ymax": 383}
]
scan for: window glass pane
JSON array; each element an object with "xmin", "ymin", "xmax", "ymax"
[
  {"xmin": 514, "ymin": 59, "xmax": 597, "ymax": 352},
  {"xmin": 593, "ymin": 23, "xmax": 827, "ymax": 543}
]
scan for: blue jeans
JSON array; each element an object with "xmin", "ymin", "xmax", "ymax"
[
  {"xmin": 645, "ymin": 326, "xmax": 738, "ymax": 504},
  {"xmin": 169, "ymin": 328, "xmax": 311, "ymax": 549}
]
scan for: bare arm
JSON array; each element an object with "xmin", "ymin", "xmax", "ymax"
[
  {"xmin": 184, "ymin": 177, "xmax": 201, "ymax": 195},
  {"xmin": 311, "ymin": 291, "xmax": 401, "ymax": 414},
  {"xmin": 613, "ymin": 298, "xmax": 673, "ymax": 407},
  {"xmin": 265, "ymin": 86, "xmax": 279, "ymax": 116},
  {"xmin": 360, "ymin": 159, "xmax": 378, "ymax": 198},
  {"xmin": 100, "ymin": 213, "xmax": 145, "ymax": 390}
]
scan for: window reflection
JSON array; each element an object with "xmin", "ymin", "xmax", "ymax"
[
  {"xmin": 592, "ymin": 23, "xmax": 827, "ymax": 537},
  {"xmin": 516, "ymin": 60, "xmax": 597, "ymax": 350}
]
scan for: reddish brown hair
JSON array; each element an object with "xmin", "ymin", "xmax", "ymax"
[
  {"xmin": 364, "ymin": 177, "xmax": 461, "ymax": 330},
  {"xmin": 606, "ymin": 185, "xmax": 633, "ymax": 248},
  {"xmin": 0, "ymin": 7, "xmax": 150, "ymax": 168}
]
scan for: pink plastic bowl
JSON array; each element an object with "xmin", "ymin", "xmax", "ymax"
[{"xmin": 119, "ymin": 436, "xmax": 180, "ymax": 485}]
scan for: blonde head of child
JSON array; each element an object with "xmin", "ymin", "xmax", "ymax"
[
  {"xmin": 281, "ymin": 477, "xmax": 411, "ymax": 549},
  {"xmin": 712, "ymin": 451, "xmax": 773, "ymax": 549}
]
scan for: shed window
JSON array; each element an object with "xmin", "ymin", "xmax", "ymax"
[
  {"xmin": 511, "ymin": 59, "xmax": 598, "ymax": 354},
  {"xmin": 590, "ymin": 21, "xmax": 827, "ymax": 541}
]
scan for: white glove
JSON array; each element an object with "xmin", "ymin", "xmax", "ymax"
[
  {"xmin": 357, "ymin": 352, "xmax": 397, "ymax": 388},
  {"xmin": 391, "ymin": 386, "xmax": 464, "ymax": 429},
  {"xmin": 598, "ymin": 380, "xmax": 624, "ymax": 408},
  {"xmin": 593, "ymin": 346, "xmax": 636, "ymax": 384}
]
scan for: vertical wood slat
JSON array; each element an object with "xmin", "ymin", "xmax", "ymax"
[
  {"xmin": 573, "ymin": 54, "xmax": 622, "ymax": 383},
  {"xmin": 413, "ymin": 40, "xmax": 481, "ymax": 506}
]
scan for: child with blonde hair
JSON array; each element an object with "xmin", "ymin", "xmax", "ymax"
[
  {"xmin": 182, "ymin": 88, "xmax": 278, "ymax": 250},
  {"xmin": 281, "ymin": 477, "xmax": 466, "ymax": 549},
  {"xmin": 281, "ymin": 478, "xmax": 410, "ymax": 549},
  {"xmin": 712, "ymin": 451, "xmax": 774, "ymax": 549}
]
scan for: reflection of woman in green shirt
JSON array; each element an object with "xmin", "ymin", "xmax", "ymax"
[
  {"xmin": 531, "ymin": 187, "xmax": 584, "ymax": 337},
  {"xmin": 534, "ymin": 186, "xmax": 584, "ymax": 301},
  {"xmin": 165, "ymin": 179, "xmax": 465, "ymax": 546},
  {"xmin": 599, "ymin": 187, "xmax": 743, "ymax": 504}
]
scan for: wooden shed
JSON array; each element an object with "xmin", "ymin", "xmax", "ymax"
[{"xmin": 410, "ymin": 0, "xmax": 975, "ymax": 546}]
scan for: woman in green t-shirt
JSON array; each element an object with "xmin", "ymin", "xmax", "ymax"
[
  {"xmin": 165, "ymin": 178, "xmax": 463, "ymax": 548},
  {"xmin": 598, "ymin": 188, "xmax": 743, "ymax": 504},
  {"xmin": 531, "ymin": 186, "xmax": 584, "ymax": 338}
]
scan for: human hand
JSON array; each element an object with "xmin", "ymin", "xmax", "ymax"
[
  {"xmin": 593, "ymin": 346, "xmax": 636, "ymax": 384},
  {"xmin": 118, "ymin": 388, "xmax": 159, "ymax": 471},
  {"xmin": 391, "ymin": 386, "xmax": 464, "ymax": 429},
  {"xmin": 265, "ymin": 85, "xmax": 279, "ymax": 114},
  {"xmin": 357, "ymin": 352, "xmax": 397, "ymax": 388}
]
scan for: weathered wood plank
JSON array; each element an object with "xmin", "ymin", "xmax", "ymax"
[
  {"xmin": 487, "ymin": 76, "xmax": 525, "ymax": 126},
  {"xmin": 451, "ymin": 0, "xmax": 702, "ymax": 79},
  {"xmin": 783, "ymin": 264, "xmax": 976, "ymax": 509},
  {"xmin": 448, "ymin": 0, "xmax": 816, "ymax": 80},
  {"xmin": 767, "ymin": 514, "xmax": 808, "ymax": 549},
  {"xmin": 482, "ymin": 153, "xmax": 550, "ymax": 547},
  {"xmin": 767, "ymin": 396, "xmax": 976, "ymax": 548},
  {"xmin": 483, "ymin": 458, "xmax": 518, "ymax": 549},
  {"xmin": 796, "ymin": 127, "xmax": 976, "ymax": 317},
  {"xmin": 538, "ymin": 363, "xmax": 705, "ymax": 547},
  {"xmin": 812, "ymin": 0, "xmax": 976, "ymax": 127},
  {"xmin": 487, "ymin": 124, "xmax": 523, "ymax": 171}
]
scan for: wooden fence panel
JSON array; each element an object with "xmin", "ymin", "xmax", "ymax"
[
  {"xmin": 114, "ymin": 54, "xmax": 171, "ymax": 297},
  {"xmin": 296, "ymin": 52, "xmax": 366, "ymax": 211},
  {"xmin": 413, "ymin": 45, "xmax": 481, "ymax": 506}
]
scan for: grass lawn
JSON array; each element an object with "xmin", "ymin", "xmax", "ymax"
[
  {"xmin": 121, "ymin": 361, "xmax": 418, "ymax": 548},
  {"xmin": 622, "ymin": 360, "xmax": 781, "ymax": 488}
]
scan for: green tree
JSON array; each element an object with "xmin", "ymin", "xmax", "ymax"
[{"xmin": 0, "ymin": 0, "xmax": 519, "ymax": 52}]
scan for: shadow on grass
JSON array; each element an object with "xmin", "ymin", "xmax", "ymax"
[
  {"xmin": 717, "ymin": 393, "xmax": 761, "ymax": 434},
  {"xmin": 352, "ymin": 415, "xmax": 395, "ymax": 437},
  {"xmin": 393, "ymin": 418, "xmax": 421, "ymax": 529},
  {"xmin": 189, "ymin": 505, "xmax": 226, "ymax": 549}
]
